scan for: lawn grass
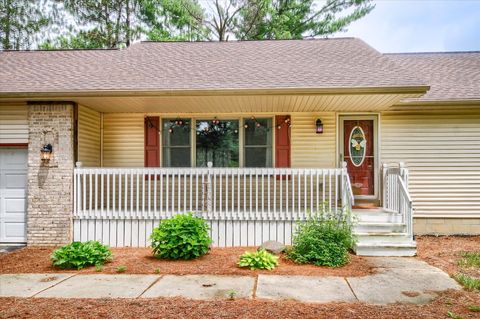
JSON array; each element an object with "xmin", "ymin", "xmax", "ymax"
[
  {"xmin": 458, "ymin": 251, "xmax": 480, "ymax": 268},
  {"xmin": 453, "ymin": 273, "xmax": 480, "ymax": 291}
]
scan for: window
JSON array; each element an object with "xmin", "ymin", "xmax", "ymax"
[
  {"xmin": 196, "ymin": 119, "xmax": 239, "ymax": 167},
  {"xmin": 162, "ymin": 119, "xmax": 191, "ymax": 167},
  {"xmin": 244, "ymin": 118, "xmax": 273, "ymax": 167}
]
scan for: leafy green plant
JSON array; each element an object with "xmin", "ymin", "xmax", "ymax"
[
  {"xmin": 150, "ymin": 213, "xmax": 212, "ymax": 260},
  {"xmin": 238, "ymin": 249, "xmax": 278, "ymax": 270},
  {"xmin": 447, "ymin": 311, "xmax": 464, "ymax": 319},
  {"xmin": 95, "ymin": 264, "xmax": 103, "ymax": 272},
  {"xmin": 468, "ymin": 305, "xmax": 480, "ymax": 312},
  {"xmin": 453, "ymin": 273, "xmax": 480, "ymax": 291},
  {"xmin": 227, "ymin": 289, "xmax": 237, "ymax": 300},
  {"xmin": 458, "ymin": 251, "xmax": 480, "ymax": 268},
  {"xmin": 287, "ymin": 208, "xmax": 355, "ymax": 267},
  {"xmin": 116, "ymin": 265, "xmax": 127, "ymax": 273},
  {"xmin": 154, "ymin": 268, "xmax": 161, "ymax": 274},
  {"xmin": 51, "ymin": 241, "xmax": 112, "ymax": 270}
]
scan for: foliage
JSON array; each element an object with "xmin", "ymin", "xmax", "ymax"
[
  {"xmin": 447, "ymin": 311, "xmax": 464, "ymax": 319},
  {"xmin": 227, "ymin": 289, "xmax": 237, "ymax": 300},
  {"xmin": 150, "ymin": 213, "xmax": 212, "ymax": 260},
  {"xmin": 116, "ymin": 265, "xmax": 127, "ymax": 273},
  {"xmin": 286, "ymin": 207, "xmax": 355, "ymax": 267},
  {"xmin": 0, "ymin": 0, "xmax": 51, "ymax": 50},
  {"xmin": 236, "ymin": 0, "xmax": 375, "ymax": 40},
  {"xmin": 458, "ymin": 251, "xmax": 480, "ymax": 268},
  {"xmin": 51, "ymin": 241, "xmax": 112, "ymax": 270},
  {"xmin": 453, "ymin": 273, "xmax": 480, "ymax": 292},
  {"xmin": 141, "ymin": 0, "xmax": 209, "ymax": 41},
  {"xmin": 95, "ymin": 264, "xmax": 104, "ymax": 272},
  {"xmin": 238, "ymin": 249, "xmax": 278, "ymax": 270},
  {"xmin": 468, "ymin": 305, "xmax": 480, "ymax": 312}
]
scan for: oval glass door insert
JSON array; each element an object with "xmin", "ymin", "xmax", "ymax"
[{"xmin": 349, "ymin": 126, "xmax": 367, "ymax": 167}]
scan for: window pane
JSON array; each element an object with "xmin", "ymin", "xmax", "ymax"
[
  {"xmin": 196, "ymin": 119, "xmax": 239, "ymax": 167},
  {"xmin": 162, "ymin": 119, "xmax": 190, "ymax": 146},
  {"xmin": 162, "ymin": 119, "xmax": 191, "ymax": 167},
  {"xmin": 244, "ymin": 118, "xmax": 272, "ymax": 146},
  {"xmin": 245, "ymin": 147, "xmax": 272, "ymax": 167},
  {"xmin": 163, "ymin": 147, "xmax": 191, "ymax": 167},
  {"xmin": 244, "ymin": 118, "xmax": 272, "ymax": 167}
]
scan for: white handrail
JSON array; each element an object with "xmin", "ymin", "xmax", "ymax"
[
  {"xmin": 73, "ymin": 166, "xmax": 352, "ymax": 221},
  {"xmin": 382, "ymin": 163, "xmax": 414, "ymax": 240}
]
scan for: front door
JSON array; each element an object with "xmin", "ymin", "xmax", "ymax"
[{"xmin": 341, "ymin": 117, "xmax": 376, "ymax": 198}]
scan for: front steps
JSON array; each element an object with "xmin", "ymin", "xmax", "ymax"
[{"xmin": 353, "ymin": 208, "xmax": 416, "ymax": 257}]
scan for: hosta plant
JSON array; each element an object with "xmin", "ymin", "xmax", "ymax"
[
  {"xmin": 238, "ymin": 249, "xmax": 279, "ymax": 270},
  {"xmin": 51, "ymin": 241, "xmax": 112, "ymax": 270},
  {"xmin": 150, "ymin": 213, "xmax": 212, "ymax": 260}
]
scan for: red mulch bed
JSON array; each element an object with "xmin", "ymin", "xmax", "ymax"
[
  {"xmin": 0, "ymin": 246, "xmax": 374, "ymax": 277},
  {"xmin": 416, "ymin": 235, "xmax": 480, "ymax": 277},
  {"xmin": 1, "ymin": 289, "xmax": 480, "ymax": 319}
]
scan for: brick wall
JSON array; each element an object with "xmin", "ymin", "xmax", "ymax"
[
  {"xmin": 27, "ymin": 103, "xmax": 74, "ymax": 246},
  {"xmin": 414, "ymin": 218, "xmax": 480, "ymax": 235}
]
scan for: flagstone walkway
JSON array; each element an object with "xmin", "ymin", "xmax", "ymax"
[{"xmin": 0, "ymin": 257, "xmax": 460, "ymax": 305}]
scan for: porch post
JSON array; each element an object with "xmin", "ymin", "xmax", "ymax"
[{"xmin": 26, "ymin": 102, "xmax": 75, "ymax": 246}]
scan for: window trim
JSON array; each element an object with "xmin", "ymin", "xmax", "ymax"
[{"xmin": 160, "ymin": 115, "xmax": 276, "ymax": 168}]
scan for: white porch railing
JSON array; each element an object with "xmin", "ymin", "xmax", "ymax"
[
  {"xmin": 73, "ymin": 166, "xmax": 354, "ymax": 247},
  {"xmin": 382, "ymin": 162, "xmax": 413, "ymax": 239}
]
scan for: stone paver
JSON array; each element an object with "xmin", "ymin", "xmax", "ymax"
[
  {"xmin": 1, "ymin": 257, "xmax": 462, "ymax": 304},
  {"xmin": 0, "ymin": 274, "xmax": 74, "ymax": 297},
  {"xmin": 347, "ymin": 258, "xmax": 460, "ymax": 305},
  {"xmin": 36, "ymin": 274, "xmax": 159, "ymax": 299},
  {"xmin": 256, "ymin": 275, "xmax": 356, "ymax": 303},
  {"xmin": 141, "ymin": 275, "xmax": 255, "ymax": 300}
]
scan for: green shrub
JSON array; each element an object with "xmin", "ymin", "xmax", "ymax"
[
  {"xmin": 287, "ymin": 208, "xmax": 355, "ymax": 267},
  {"xmin": 238, "ymin": 249, "xmax": 279, "ymax": 270},
  {"xmin": 51, "ymin": 241, "xmax": 112, "ymax": 270},
  {"xmin": 150, "ymin": 213, "xmax": 212, "ymax": 260},
  {"xmin": 116, "ymin": 265, "xmax": 127, "ymax": 273},
  {"xmin": 458, "ymin": 251, "xmax": 480, "ymax": 268},
  {"xmin": 453, "ymin": 273, "xmax": 480, "ymax": 291}
]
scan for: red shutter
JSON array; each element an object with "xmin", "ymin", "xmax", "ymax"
[
  {"xmin": 144, "ymin": 116, "xmax": 160, "ymax": 167},
  {"xmin": 275, "ymin": 115, "xmax": 291, "ymax": 168}
]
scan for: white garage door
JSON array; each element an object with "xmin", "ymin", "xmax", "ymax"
[{"xmin": 0, "ymin": 148, "xmax": 27, "ymax": 243}]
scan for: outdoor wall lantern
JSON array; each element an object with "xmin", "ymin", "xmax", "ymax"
[
  {"xmin": 315, "ymin": 119, "xmax": 324, "ymax": 134},
  {"xmin": 40, "ymin": 143, "xmax": 53, "ymax": 162}
]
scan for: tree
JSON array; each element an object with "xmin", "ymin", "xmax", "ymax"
[
  {"xmin": 43, "ymin": 0, "xmax": 143, "ymax": 49},
  {"xmin": 191, "ymin": 0, "xmax": 374, "ymax": 41},
  {"xmin": 237, "ymin": 0, "xmax": 375, "ymax": 40},
  {"xmin": 0, "ymin": 0, "xmax": 51, "ymax": 50},
  {"xmin": 140, "ymin": 0, "xmax": 209, "ymax": 41}
]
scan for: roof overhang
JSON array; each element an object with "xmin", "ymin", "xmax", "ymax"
[{"xmin": 0, "ymin": 86, "xmax": 429, "ymax": 113}]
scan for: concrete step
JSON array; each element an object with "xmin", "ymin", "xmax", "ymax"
[
  {"xmin": 354, "ymin": 222, "xmax": 406, "ymax": 233},
  {"xmin": 354, "ymin": 232, "xmax": 412, "ymax": 244},
  {"xmin": 353, "ymin": 209, "xmax": 403, "ymax": 223},
  {"xmin": 353, "ymin": 242, "xmax": 417, "ymax": 257}
]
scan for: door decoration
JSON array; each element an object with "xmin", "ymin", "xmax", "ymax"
[{"xmin": 349, "ymin": 126, "xmax": 367, "ymax": 167}]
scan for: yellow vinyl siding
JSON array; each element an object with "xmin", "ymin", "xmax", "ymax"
[
  {"xmin": 0, "ymin": 104, "xmax": 28, "ymax": 144},
  {"xmin": 381, "ymin": 109, "xmax": 480, "ymax": 218},
  {"xmin": 291, "ymin": 113, "xmax": 336, "ymax": 168},
  {"xmin": 103, "ymin": 113, "xmax": 144, "ymax": 167},
  {"xmin": 77, "ymin": 105, "xmax": 101, "ymax": 167}
]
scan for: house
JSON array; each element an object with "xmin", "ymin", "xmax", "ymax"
[{"xmin": 0, "ymin": 38, "xmax": 479, "ymax": 256}]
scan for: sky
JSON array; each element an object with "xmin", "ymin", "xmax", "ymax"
[{"xmin": 334, "ymin": 0, "xmax": 480, "ymax": 53}]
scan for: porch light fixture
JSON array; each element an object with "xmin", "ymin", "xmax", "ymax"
[
  {"xmin": 40, "ymin": 143, "xmax": 53, "ymax": 162},
  {"xmin": 315, "ymin": 119, "xmax": 324, "ymax": 134}
]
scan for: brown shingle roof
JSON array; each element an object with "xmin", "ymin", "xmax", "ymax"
[
  {"xmin": 387, "ymin": 52, "xmax": 480, "ymax": 102},
  {"xmin": 0, "ymin": 38, "xmax": 427, "ymax": 95}
]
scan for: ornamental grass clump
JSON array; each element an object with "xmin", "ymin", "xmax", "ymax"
[
  {"xmin": 51, "ymin": 241, "xmax": 112, "ymax": 270},
  {"xmin": 287, "ymin": 208, "xmax": 356, "ymax": 267},
  {"xmin": 150, "ymin": 213, "xmax": 212, "ymax": 260},
  {"xmin": 238, "ymin": 249, "xmax": 279, "ymax": 270}
]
